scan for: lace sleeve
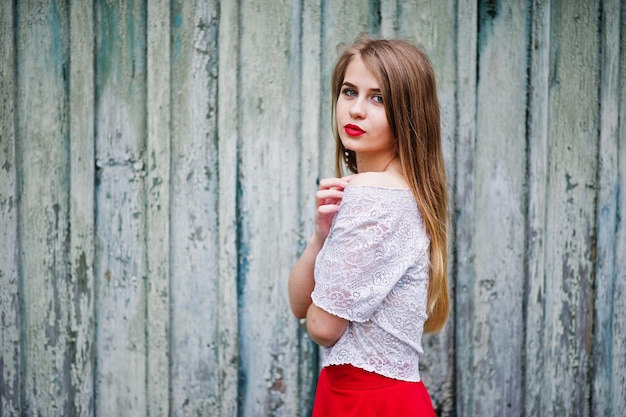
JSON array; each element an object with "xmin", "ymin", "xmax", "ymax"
[{"xmin": 311, "ymin": 186, "xmax": 428, "ymax": 322}]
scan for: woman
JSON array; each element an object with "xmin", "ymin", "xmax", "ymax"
[{"xmin": 288, "ymin": 36, "xmax": 449, "ymax": 416}]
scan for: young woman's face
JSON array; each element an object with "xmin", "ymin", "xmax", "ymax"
[{"xmin": 336, "ymin": 55, "xmax": 395, "ymax": 164}]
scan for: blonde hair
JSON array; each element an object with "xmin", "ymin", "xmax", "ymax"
[{"xmin": 331, "ymin": 36, "xmax": 449, "ymax": 333}]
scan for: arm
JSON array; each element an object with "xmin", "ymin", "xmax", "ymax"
[
  {"xmin": 306, "ymin": 303, "xmax": 348, "ymax": 347},
  {"xmin": 288, "ymin": 177, "xmax": 351, "ymax": 318},
  {"xmin": 288, "ymin": 234, "xmax": 323, "ymax": 319},
  {"xmin": 289, "ymin": 233, "xmax": 348, "ymax": 346}
]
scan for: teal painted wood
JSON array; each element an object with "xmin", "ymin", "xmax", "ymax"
[
  {"xmin": 525, "ymin": 0, "xmax": 551, "ymax": 414},
  {"xmin": 216, "ymin": 0, "xmax": 241, "ymax": 415},
  {"xmin": 526, "ymin": 0, "xmax": 600, "ymax": 415},
  {"xmin": 169, "ymin": 0, "xmax": 220, "ymax": 415},
  {"xmin": 1, "ymin": 1, "xmax": 625, "ymax": 416},
  {"xmin": 454, "ymin": 1, "xmax": 479, "ymax": 417},
  {"xmin": 0, "ymin": 1, "xmax": 21, "ymax": 415},
  {"xmin": 237, "ymin": 1, "xmax": 304, "ymax": 414},
  {"xmin": 466, "ymin": 1, "xmax": 530, "ymax": 415},
  {"xmin": 94, "ymin": 1, "xmax": 148, "ymax": 415},
  {"xmin": 593, "ymin": 1, "xmax": 626, "ymax": 415},
  {"xmin": 15, "ymin": 1, "xmax": 74, "ymax": 415},
  {"xmin": 146, "ymin": 0, "xmax": 170, "ymax": 416},
  {"xmin": 68, "ymin": 1, "xmax": 96, "ymax": 416}
]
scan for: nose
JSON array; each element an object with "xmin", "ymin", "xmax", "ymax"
[{"xmin": 349, "ymin": 97, "xmax": 366, "ymax": 119}]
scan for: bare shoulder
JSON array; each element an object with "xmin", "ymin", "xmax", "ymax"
[{"xmin": 347, "ymin": 171, "xmax": 409, "ymax": 189}]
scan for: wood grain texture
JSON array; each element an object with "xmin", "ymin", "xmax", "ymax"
[
  {"xmin": 94, "ymin": 1, "xmax": 148, "ymax": 415},
  {"xmin": 454, "ymin": 1, "xmax": 478, "ymax": 416},
  {"xmin": 527, "ymin": 0, "xmax": 600, "ymax": 415},
  {"xmin": 169, "ymin": 0, "xmax": 220, "ymax": 415},
  {"xmin": 525, "ymin": 0, "xmax": 551, "ymax": 414},
  {"xmin": 237, "ymin": 1, "xmax": 303, "ymax": 414},
  {"xmin": 469, "ymin": 1, "xmax": 529, "ymax": 415},
  {"xmin": 0, "ymin": 1, "xmax": 21, "ymax": 415},
  {"xmin": 592, "ymin": 1, "xmax": 626, "ymax": 415},
  {"xmin": 68, "ymin": 1, "xmax": 96, "ymax": 415},
  {"xmin": 216, "ymin": 0, "xmax": 240, "ymax": 415},
  {"xmin": 146, "ymin": 0, "xmax": 170, "ymax": 416},
  {"xmin": 1, "ymin": 1, "xmax": 624, "ymax": 416},
  {"xmin": 16, "ymin": 2, "xmax": 73, "ymax": 415}
]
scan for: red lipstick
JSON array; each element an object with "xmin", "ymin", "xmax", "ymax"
[{"xmin": 344, "ymin": 124, "xmax": 365, "ymax": 136}]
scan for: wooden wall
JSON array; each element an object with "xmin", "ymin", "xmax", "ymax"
[{"xmin": 0, "ymin": 0, "xmax": 624, "ymax": 416}]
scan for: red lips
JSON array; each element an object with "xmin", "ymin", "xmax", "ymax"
[{"xmin": 344, "ymin": 124, "xmax": 365, "ymax": 136}]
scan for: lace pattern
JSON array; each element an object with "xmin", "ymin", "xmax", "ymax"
[{"xmin": 311, "ymin": 185, "xmax": 430, "ymax": 382}]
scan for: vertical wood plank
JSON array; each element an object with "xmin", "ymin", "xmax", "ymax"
[
  {"xmin": 216, "ymin": 0, "xmax": 240, "ymax": 415},
  {"xmin": 610, "ymin": 12, "xmax": 626, "ymax": 407},
  {"xmin": 169, "ymin": 0, "xmax": 220, "ymax": 415},
  {"xmin": 468, "ymin": 1, "xmax": 530, "ymax": 415},
  {"xmin": 68, "ymin": 0, "xmax": 96, "ymax": 415},
  {"xmin": 94, "ymin": 1, "xmax": 147, "ymax": 415},
  {"xmin": 454, "ymin": 0, "xmax": 478, "ymax": 416},
  {"xmin": 237, "ymin": 0, "xmax": 303, "ymax": 414},
  {"xmin": 394, "ymin": 2, "xmax": 458, "ymax": 415},
  {"xmin": 146, "ymin": 0, "xmax": 170, "ymax": 416},
  {"xmin": 296, "ymin": 0, "xmax": 323, "ymax": 415},
  {"xmin": 527, "ymin": 0, "xmax": 600, "ymax": 415},
  {"xmin": 215, "ymin": 0, "xmax": 241, "ymax": 414},
  {"xmin": 593, "ymin": 1, "xmax": 626, "ymax": 414},
  {"xmin": 592, "ymin": 0, "xmax": 621, "ymax": 414},
  {"xmin": 16, "ymin": 1, "xmax": 72, "ymax": 415},
  {"xmin": 379, "ymin": 0, "xmax": 397, "ymax": 38},
  {"xmin": 525, "ymin": 0, "xmax": 551, "ymax": 414},
  {"xmin": 0, "ymin": 0, "xmax": 21, "ymax": 415}
]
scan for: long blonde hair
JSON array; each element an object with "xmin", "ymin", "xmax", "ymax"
[{"xmin": 331, "ymin": 36, "xmax": 449, "ymax": 333}]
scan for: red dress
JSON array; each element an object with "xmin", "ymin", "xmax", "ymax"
[{"xmin": 312, "ymin": 364, "xmax": 436, "ymax": 417}]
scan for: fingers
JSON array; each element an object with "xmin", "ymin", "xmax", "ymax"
[
  {"xmin": 315, "ymin": 188, "xmax": 343, "ymax": 207},
  {"xmin": 313, "ymin": 176, "xmax": 353, "ymax": 242},
  {"xmin": 318, "ymin": 177, "xmax": 350, "ymax": 191},
  {"xmin": 316, "ymin": 204, "xmax": 340, "ymax": 215},
  {"xmin": 316, "ymin": 177, "xmax": 350, "ymax": 207}
]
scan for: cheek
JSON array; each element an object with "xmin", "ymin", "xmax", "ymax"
[{"xmin": 335, "ymin": 100, "xmax": 348, "ymax": 119}]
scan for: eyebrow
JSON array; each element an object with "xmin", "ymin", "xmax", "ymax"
[{"xmin": 341, "ymin": 81, "xmax": 381, "ymax": 93}]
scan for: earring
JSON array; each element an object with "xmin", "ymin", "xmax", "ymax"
[{"xmin": 343, "ymin": 150, "xmax": 351, "ymax": 167}]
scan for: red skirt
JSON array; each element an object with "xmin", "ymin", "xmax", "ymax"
[{"xmin": 312, "ymin": 364, "xmax": 436, "ymax": 417}]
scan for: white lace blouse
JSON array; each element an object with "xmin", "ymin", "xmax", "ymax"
[{"xmin": 311, "ymin": 184, "xmax": 430, "ymax": 382}]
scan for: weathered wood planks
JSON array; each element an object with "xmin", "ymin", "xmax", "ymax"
[
  {"xmin": 0, "ymin": 1, "xmax": 624, "ymax": 416},
  {"xmin": 94, "ymin": 1, "xmax": 148, "ymax": 415},
  {"xmin": 464, "ymin": 1, "xmax": 529, "ymax": 415},
  {"xmin": 146, "ymin": 0, "xmax": 170, "ymax": 415},
  {"xmin": 15, "ymin": 2, "xmax": 73, "ymax": 415},
  {"xmin": 454, "ymin": 1, "xmax": 479, "ymax": 417},
  {"xmin": 592, "ymin": 0, "xmax": 626, "ymax": 415},
  {"xmin": 0, "ymin": 0, "xmax": 21, "ymax": 414},
  {"xmin": 527, "ymin": 0, "xmax": 601, "ymax": 415},
  {"xmin": 236, "ymin": 1, "xmax": 304, "ymax": 414},
  {"xmin": 169, "ymin": 0, "xmax": 220, "ymax": 415},
  {"xmin": 216, "ymin": 0, "xmax": 240, "ymax": 415},
  {"xmin": 69, "ymin": 0, "xmax": 96, "ymax": 415}
]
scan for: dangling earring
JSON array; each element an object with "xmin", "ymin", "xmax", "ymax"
[{"xmin": 343, "ymin": 150, "xmax": 351, "ymax": 168}]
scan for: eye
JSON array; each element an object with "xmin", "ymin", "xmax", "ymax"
[
  {"xmin": 372, "ymin": 94, "xmax": 383, "ymax": 104},
  {"xmin": 341, "ymin": 87, "xmax": 357, "ymax": 97}
]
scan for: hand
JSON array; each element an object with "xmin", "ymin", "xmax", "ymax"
[{"xmin": 313, "ymin": 176, "xmax": 352, "ymax": 244}]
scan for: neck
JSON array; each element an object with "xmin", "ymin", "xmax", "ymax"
[{"xmin": 356, "ymin": 154, "xmax": 397, "ymax": 173}]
